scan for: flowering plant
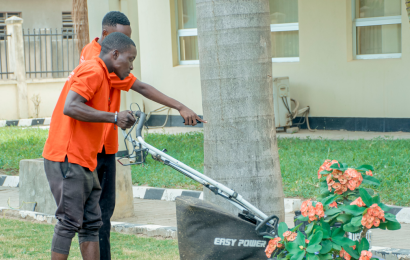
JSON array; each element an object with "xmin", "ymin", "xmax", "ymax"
[{"xmin": 264, "ymin": 160, "xmax": 401, "ymax": 260}]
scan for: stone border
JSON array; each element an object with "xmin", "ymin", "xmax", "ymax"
[
  {"xmin": 0, "ymin": 207, "xmax": 176, "ymax": 239},
  {"xmin": 4, "ymin": 177, "xmax": 410, "ymax": 223},
  {"xmin": 0, "ymin": 118, "xmax": 51, "ymax": 127}
]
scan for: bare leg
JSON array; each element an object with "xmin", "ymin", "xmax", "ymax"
[{"xmin": 80, "ymin": 241, "xmax": 100, "ymax": 260}]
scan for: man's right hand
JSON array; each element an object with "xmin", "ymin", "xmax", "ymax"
[{"xmin": 117, "ymin": 110, "xmax": 136, "ymax": 129}]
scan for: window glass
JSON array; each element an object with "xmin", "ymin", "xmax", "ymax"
[
  {"xmin": 177, "ymin": 0, "xmax": 197, "ymax": 30},
  {"xmin": 356, "ymin": 24, "xmax": 401, "ymax": 55},
  {"xmin": 179, "ymin": 36, "xmax": 199, "ymax": 61},
  {"xmin": 271, "ymin": 31, "xmax": 299, "ymax": 58},
  {"xmin": 269, "ymin": 0, "xmax": 298, "ymax": 24},
  {"xmin": 356, "ymin": 0, "xmax": 401, "ymax": 18}
]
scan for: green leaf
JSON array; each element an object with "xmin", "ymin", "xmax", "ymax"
[
  {"xmin": 307, "ymin": 253, "xmax": 320, "ymax": 260},
  {"xmin": 286, "ymin": 242, "xmax": 302, "ymax": 254},
  {"xmin": 325, "ymin": 208, "xmax": 342, "ymax": 216},
  {"xmin": 358, "ymin": 237, "xmax": 370, "ymax": 252},
  {"xmin": 357, "ymin": 165, "xmax": 374, "ymax": 171},
  {"xmin": 320, "ymin": 240, "xmax": 333, "ymax": 254},
  {"xmin": 384, "ymin": 213, "xmax": 398, "ymax": 223},
  {"xmin": 278, "ymin": 222, "xmax": 289, "ymax": 240},
  {"xmin": 291, "ymin": 223, "xmax": 304, "ymax": 233},
  {"xmin": 378, "ymin": 203, "xmax": 391, "ymax": 212},
  {"xmin": 297, "ymin": 215, "xmax": 309, "ymax": 222},
  {"xmin": 263, "ymin": 236, "xmax": 276, "ymax": 239},
  {"xmin": 296, "ymin": 231, "xmax": 306, "ymax": 247},
  {"xmin": 321, "ymin": 194, "xmax": 337, "ymax": 206},
  {"xmin": 330, "ymin": 163, "xmax": 340, "ymax": 169},
  {"xmin": 359, "ymin": 188, "xmax": 373, "ymax": 207},
  {"xmin": 372, "ymin": 195, "xmax": 380, "ymax": 204},
  {"xmin": 362, "ymin": 175, "xmax": 380, "ymax": 186},
  {"xmin": 332, "ymin": 236, "xmax": 356, "ymax": 247},
  {"xmin": 343, "ymin": 245, "xmax": 359, "ymax": 259},
  {"xmin": 318, "ymin": 253, "xmax": 333, "ymax": 260},
  {"xmin": 320, "ymin": 221, "xmax": 331, "ymax": 238},
  {"xmin": 320, "ymin": 170, "xmax": 332, "ymax": 175},
  {"xmin": 331, "ymin": 227, "xmax": 344, "ymax": 238},
  {"xmin": 290, "ymin": 250, "xmax": 306, "ymax": 260},
  {"xmin": 307, "ymin": 244, "xmax": 322, "ymax": 253},
  {"xmin": 309, "ymin": 231, "xmax": 323, "ymax": 246},
  {"xmin": 364, "ymin": 188, "xmax": 375, "ymax": 196},
  {"xmin": 332, "ymin": 243, "xmax": 342, "ymax": 250},
  {"xmin": 343, "ymin": 223, "xmax": 361, "ymax": 233},
  {"xmin": 351, "ymin": 216, "xmax": 363, "ymax": 227},
  {"xmin": 340, "ymin": 205, "xmax": 365, "ymax": 216},
  {"xmin": 305, "ymin": 222, "xmax": 315, "ymax": 235},
  {"xmin": 324, "ymin": 213, "xmax": 340, "ymax": 223},
  {"xmin": 337, "ymin": 214, "xmax": 353, "ymax": 224},
  {"xmin": 386, "ymin": 221, "xmax": 401, "ymax": 230}
]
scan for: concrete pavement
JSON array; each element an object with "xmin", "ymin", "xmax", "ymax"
[{"xmin": 1, "ymin": 186, "xmax": 409, "ymax": 250}]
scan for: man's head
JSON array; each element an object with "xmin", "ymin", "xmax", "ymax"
[
  {"xmin": 100, "ymin": 32, "xmax": 136, "ymax": 80},
  {"xmin": 101, "ymin": 11, "xmax": 131, "ymax": 40}
]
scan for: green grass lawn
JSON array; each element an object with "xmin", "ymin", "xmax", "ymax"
[
  {"xmin": 0, "ymin": 218, "xmax": 179, "ymax": 259},
  {"xmin": 1, "ymin": 127, "xmax": 409, "ymax": 206}
]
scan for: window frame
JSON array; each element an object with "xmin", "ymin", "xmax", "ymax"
[
  {"xmin": 351, "ymin": 0, "xmax": 402, "ymax": 60},
  {"xmin": 270, "ymin": 22, "xmax": 300, "ymax": 63},
  {"xmin": 0, "ymin": 12, "xmax": 22, "ymax": 39},
  {"xmin": 175, "ymin": 2, "xmax": 199, "ymax": 66}
]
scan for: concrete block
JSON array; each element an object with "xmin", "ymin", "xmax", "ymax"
[
  {"xmin": 0, "ymin": 120, "xmax": 6, "ymax": 127},
  {"xmin": 371, "ymin": 247, "xmax": 410, "ymax": 260},
  {"xmin": 286, "ymin": 127, "xmax": 300, "ymax": 134},
  {"xmin": 284, "ymin": 198, "xmax": 302, "ymax": 213},
  {"xmin": 44, "ymin": 117, "xmax": 51, "ymax": 125},
  {"xmin": 19, "ymin": 158, "xmax": 135, "ymax": 221},
  {"xmin": 18, "ymin": 119, "xmax": 32, "ymax": 127},
  {"xmin": 111, "ymin": 158, "xmax": 134, "ymax": 220}
]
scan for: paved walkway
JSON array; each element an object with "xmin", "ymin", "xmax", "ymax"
[
  {"xmin": 2, "ymin": 187, "xmax": 407, "ymax": 249},
  {"xmin": 146, "ymin": 127, "xmax": 410, "ymax": 140}
]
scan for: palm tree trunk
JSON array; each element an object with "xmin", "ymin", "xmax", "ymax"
[
  {"xmin": 196, "ymin": 0, "xmax": 285, "ymax": 221},
  {"xmin": 72, "ymin": 0, "xmax": 89, "ymax": 52}
]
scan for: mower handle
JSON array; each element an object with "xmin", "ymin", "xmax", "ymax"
[{"xmin": 134, "ymin": 111, "xmax": 145, "ymax": 138}]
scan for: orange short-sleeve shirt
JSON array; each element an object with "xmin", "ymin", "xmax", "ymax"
[
  {"xmin": 80, "ymin": 38, "xmax": 138, "ymax": 154},
  {"xmin": 42, "ymin": 57, "xmax": 112, "ymax": 171}
]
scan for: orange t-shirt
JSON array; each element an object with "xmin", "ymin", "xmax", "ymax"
[
  {"xmin": 43, "ymin": 57, "xmax": 112, "ymax": 171},
  {"xmin": 80, "ymin": 38, "xmax": 137, "ymax": 154}
]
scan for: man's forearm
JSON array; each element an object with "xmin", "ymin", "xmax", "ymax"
[
  {"xmin": 64, "ymin": 100, "xmax": 115, "ymax": 123},
  {"xmin": 131, "ymin": 79, "xmax": 185, "ymax": 111}
]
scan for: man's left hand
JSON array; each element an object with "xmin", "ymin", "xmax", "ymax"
[{"xmin": 179, "ymin": 106, "xmax": 207, "ymax": 126}]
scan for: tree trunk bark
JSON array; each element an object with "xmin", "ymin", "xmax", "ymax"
[
  {"xmin": 406, "ymin": 1, "xmax": 410, "ymax": 24},
  {"xmin": 196, "ymin": 0, "xmax": 285, "ymax": 221}
]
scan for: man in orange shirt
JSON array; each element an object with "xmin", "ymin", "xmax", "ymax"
[
  {"xmin": 43, "ymin": 32, "xmax": 137, "ymax": 260},
  {"xmin": 80, "ymin": 11, "xmax": 206, "ymax": 260}
]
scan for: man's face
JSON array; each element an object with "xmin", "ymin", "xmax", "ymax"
[
  {"xmin": 112, "ymin": 46, "xmax": 137, "ymax": 80},
  {"xmin": 104, "ymin": 24, "xmax": 132, "ymax": 38}
]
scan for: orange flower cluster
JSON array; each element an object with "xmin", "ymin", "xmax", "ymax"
[
  {"xmin": 301, "ymin": 200, "xmax": 325, "ymax": 221},
  {"xmin": 265, "ymin": 237, "xmax": 282, "ymax": 258},
  {"xmin": 329, "ymin": 201, "xmax": 338, "ymax": 208},
  {"xmin": 317, "ymin": 160, "xmax": 339, "ymax": 179},
  {"xmin": 359, "ymin": 250, "xmax": 373, "ymax": 260},
  {"xmin": 283, "ymin": 231, "xmax": 297, "ymax": 242},
  {"xmin": 361, "ymin": 204, "xmax": 385, "ymax": 229},
  {"xmin": 366, "ymin": 170, "xmax": 373, "ymax": 176},
  {"xmin": 326, "ymin": 168, "xmax": 363, "ymax": 194},
  {"xmin": 340, "ymin": 246, "xmax": 356, "ymax": 260},
  {"xmin": 350, "ymin": 197, "xmax": 366, "ymax": 207}
]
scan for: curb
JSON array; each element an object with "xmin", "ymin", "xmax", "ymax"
[
  {"xmin": 4, "ymin": 177, "xmax": 410, "ymax": 224},
  {"xmin": 0, "ymin": 207, "xmax": 177, "ymax": 239},
  {"xmin": 371, "ymin": 247, "xmax": 410, "ymax": 260},
  {"xmin": 0, "ymin": 117, "xmax": 51, "ymax": 127}
]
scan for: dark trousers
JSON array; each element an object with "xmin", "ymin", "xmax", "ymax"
[
  {"xmin": 44, "ymin": 157, "xmax": 102, "ymax": 255},
  {"xmin": 96, "ymin": 148, "xmax": 116, "ymax": 260}
]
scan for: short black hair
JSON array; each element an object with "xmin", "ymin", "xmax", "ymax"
[
  {"xmin": 101, "ymin": 32, "xmax": 136, "ymax": 54},
  {"xmin": 102, "ymin": 11, "xmax": 130, "ymax": 27}
]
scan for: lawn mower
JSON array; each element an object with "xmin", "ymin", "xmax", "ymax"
[{"xmin": 119, "ymin": 107, "xmax": 279, "ymax": 260}]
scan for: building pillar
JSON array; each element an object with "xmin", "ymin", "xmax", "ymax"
[{"xmin": 6, "ymin": 16, "xmax": 28, "ymax": 119}]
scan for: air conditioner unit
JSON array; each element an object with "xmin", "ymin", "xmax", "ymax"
[{"xmin": 273, "ymin": 77, "xmax": 311, "ymax": 130}]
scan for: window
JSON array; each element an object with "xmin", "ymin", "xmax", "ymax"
[
  {"xmin": 353, "ymin": 0, "xmax": 402, "ymax": 59},
  {"xmin": 176, "ymin": 0, "xmax": 199, "ymax": 65},
  {"xmin": 269, "ymin": 0, "xmax": 299, "ymax": 62},
  {"xmin": 62, "ymin": 12, "xmax": 74, "ymax": 39},
  {"xmin": 0, "ymin": 12, "xmax": 22, "ymax": 40}
]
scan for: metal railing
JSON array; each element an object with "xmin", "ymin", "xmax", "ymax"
[
  {"xmin": 0, "ymin": 34, "xmax": 13, "ymax": 79},
  {"xmin": 23, "ymin": 28, "xmax": 79, "ymax": 78}
]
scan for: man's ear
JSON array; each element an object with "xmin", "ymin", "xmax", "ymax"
[
  {"xmin": 101, "ymin": 29, "xmax": 108, "ymax": 39},
  {"xmin": 112, "ymin": 50, "xmax": 119, "ymax": 60}
]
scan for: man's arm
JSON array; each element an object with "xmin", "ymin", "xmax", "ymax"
[
  {"xmin": 131, "ymin": 79, "xmax": 207, "ymax": 126},
  {"xmin": 64, "ymin": 90, "xmax": 135, "ymax": 129}
]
